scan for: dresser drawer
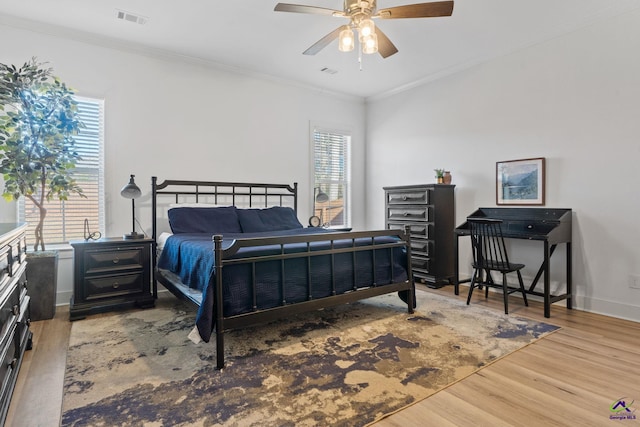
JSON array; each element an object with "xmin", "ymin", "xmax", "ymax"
[
  {"xmin": 84, "ymin": 272, "xmax": 146, "ymax": 300},
  {"xmin": 0, "ymin": 283, "xmax": 20, "ymax": 347},
  {"xmin": 84, "ymin": 247, "xmax": 145, "ymax": 275},
  {"xmin": 411, "ymin": 256, "xmax": 430, "ymax": 273},
  {"xmin": 387, "ymin": 190, "xmax": 430, "ymax": 205},
  {"xmin": 16, "ymin": 294, "xmax": 31, "ymax": 357},
  {"xmin": 387, "ymin": 207, "xmax": 429, "ymax": 222},
  {"xmin": 388, "ymin": 222, "xmax": 431, "ymax": 239},
  {"xmin": 9, "ymin": 235, "xmax": 27, "ymax": 271},
  {"xmin": 0, "ymin": 246, "xmax": 9, "ymax": 289},
  {"xmin": 0, "ymin": 325, "xmax": 17, "ymax": 406},
  {"xmin": 410, "ymin": 239, "xmax": 431, "ymax": 257}
]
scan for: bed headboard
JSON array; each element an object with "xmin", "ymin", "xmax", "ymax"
[{"xmin": 151, "ymin": 177, "xmax": 298, "ymax": 240}]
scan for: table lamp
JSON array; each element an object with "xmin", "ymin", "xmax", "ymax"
[
  {"xmin": 309, "ymin": 187, "xmax": 329, "ymax": 227},
  {"xmin": 120, "ymin": 174, "xmax": 144, "ymax": 239}
]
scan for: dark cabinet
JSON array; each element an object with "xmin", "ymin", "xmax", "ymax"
[
  {"xmin": 70, "ymin": 237, "xmax": 155, "ymax": 320},
  {"xmin": 0, "ymin": 223, "xmax": 32, "ymax": 425},
  {"xmin": 384, "ymin": 184, "xmax": 455, "ymax": 287}
]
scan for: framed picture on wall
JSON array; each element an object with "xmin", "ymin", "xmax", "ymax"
[{"xmin": 496, "ymin": 157, "xmax": 545, "ymax": 205}]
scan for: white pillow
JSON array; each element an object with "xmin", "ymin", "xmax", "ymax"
[{"xmin": 156, "ymin": 231, "xmax": 173, "ymax": 250}]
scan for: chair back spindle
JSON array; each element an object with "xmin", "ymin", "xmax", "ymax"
[{"xmin": 469, "ymin": 219, "xmax": 510, "ymax": 271}]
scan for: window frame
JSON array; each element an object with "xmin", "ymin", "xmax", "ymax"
[
  {"xmin": 309, "ymin": 123, "xmax": 352, "ymax": 229},
  {"xmin": 17, "ymin": 95, "xmax": 105, "ymax": 247}
]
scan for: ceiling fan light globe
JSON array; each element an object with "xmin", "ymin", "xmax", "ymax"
[
  {"xmin": 362, "ymin": 33, "xmax": 378, "ymax": 54},
  {"xmin": 358, "ymin": 18, "xmax": 375, "ymax": 38},
  {"xmin": 338, "ymin": 28, "xmax": 355, "ymax": 52}
]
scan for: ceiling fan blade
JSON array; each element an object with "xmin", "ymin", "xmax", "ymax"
[
  {"xmin": 376, "ymin": 1, "xmax": 454, "ymax": 19},
  {"xmin": 303, "ymin": 26, "xmax": 345, "ymax": 55},
  {"xmin": 375, "ymin": 27, "xmax": 398, "ymax": 58},
  {"xmin": 274, "ymin": 3, "xmax": 344, "ymax": 17}
]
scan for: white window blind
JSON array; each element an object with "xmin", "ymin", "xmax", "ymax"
[
  {"xmin": 19, "ymin": 96, "xmax": 105, "ymax": 246},
  {"xmin": 312, "ymin": 126, "xmax": 351, "ymax": 228}
]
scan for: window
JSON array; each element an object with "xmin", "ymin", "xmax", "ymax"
[
  {"xmin": 19, "ymin": 97, "xmax": 105, "ymax": 246},
  {"xmin": 311, "ymin": 125, "xmax": 351, "ymax": 228}
]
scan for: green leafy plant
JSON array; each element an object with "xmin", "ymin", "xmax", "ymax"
[
  {"xmin": 0, "ymin": 58, "xmax": 84, "ymax": 251},
  {"xmin": 434, "ymin": 168, "xmax": 445, "ymax": 178}
]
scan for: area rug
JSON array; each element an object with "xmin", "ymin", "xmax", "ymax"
[{"xmin": 62, "ymin": 290, "xmax": 559, "ymax": 426}]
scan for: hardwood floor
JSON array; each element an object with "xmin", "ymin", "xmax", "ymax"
[{"xmin": 6, "ymin": 286, "xmax": 640, "ymax": 427}]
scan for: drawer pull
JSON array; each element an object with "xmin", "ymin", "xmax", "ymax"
[
  {"xmin": 112, "ymin": 258, "xmax": 120, "ymax": 264},
  {"xmin": 403, "ymin": 212, "xmax": 409, "ymax": 216},
  {"xmin": 9, "ymin": 358, "xmax": 17, "ymax": 369},
  {"xmin": 12, "ymin": 304, "xmax": 20, "ymax": 316},
  {"xmin": 402, "ymin": 195, "xmax": 408, "ymax": 201},
  {"xmin": 113, "ymin": 282, "xmax": 120, "ymax": 289}
]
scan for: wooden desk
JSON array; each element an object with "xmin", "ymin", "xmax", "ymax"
[{"xmin": 454, "ymin": 207, "xmax": 572, "ymax": 318}]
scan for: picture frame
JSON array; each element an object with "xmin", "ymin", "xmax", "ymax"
[{"xmin": 496, "ymin": 157, "xmax": 545, "ymax": 205}]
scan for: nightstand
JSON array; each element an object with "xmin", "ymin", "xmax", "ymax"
[{"xmin": 70, "ymin": 237, "xmax": 155, "ymax": 320}]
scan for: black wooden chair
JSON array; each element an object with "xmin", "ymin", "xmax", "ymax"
[{"xmin": 466, "ymin": 218, "xmax": 528, "ymax": 314}]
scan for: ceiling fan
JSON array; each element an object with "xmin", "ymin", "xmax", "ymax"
[{"xmin": 274, "ymin": 0, "xmax": 454, "ymax": 58}]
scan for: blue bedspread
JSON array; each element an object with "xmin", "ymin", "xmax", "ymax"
[{"xmin": 158, "ymin": 228, "xmax": 409, "ymax": 342}]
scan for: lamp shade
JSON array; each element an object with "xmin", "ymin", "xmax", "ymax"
[
  {"xmin": 120, "ymin": 174, "xmax": 141, "ymax": 199},
  {"xmin": 359, "ymin": 19, "xmax": 375, "ymax": 39},
  {"xmin": 338, "ymin": 27, "xmax": 355, "ymax": 52},
  {"xmin": 362, "ymin": 33, "xmax": 378, "ymax": 54},
  {"xmin": 315, "ymin": 188, "xmax": 329, "ymax": 203}
]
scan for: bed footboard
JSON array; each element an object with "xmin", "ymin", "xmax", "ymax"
[{"xmin": 212, "ymin": 229, "xmax": 414, "ymax": 369}]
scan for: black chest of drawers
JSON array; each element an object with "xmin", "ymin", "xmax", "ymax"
[
  {"xmin": 70, "ymin": 237, "xmax": 155, "ymax": 320},
  {"xmin": 384, "ymin": 184, "xmax": 455, "ymax": 288},
  {"xmin": 0, "ymin": 223, "xmax": 32, "ymax": 425}
]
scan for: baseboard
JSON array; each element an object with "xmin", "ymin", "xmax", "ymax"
[
  {"xmin": 457, "ymin": 281, "xmax": 640, "ymax": 324},
  {"xmin": 573, "ymin": 295, "xmax": 640, "ymax": 323}
]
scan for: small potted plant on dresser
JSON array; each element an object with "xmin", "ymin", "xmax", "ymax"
[{"xmin": 0, "ymin": 58, "xmax": 85, "ymax": 320}]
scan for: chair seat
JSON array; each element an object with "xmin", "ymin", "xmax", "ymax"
[{"xmin": 472, "ymin": 260, "xmax": 525, "ymax": 273}]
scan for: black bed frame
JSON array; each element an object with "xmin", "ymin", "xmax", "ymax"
[{"xmin": 151, "ymin": 177, "xmax": 415, "ymax": 369}]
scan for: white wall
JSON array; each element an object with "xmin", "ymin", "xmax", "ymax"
[
  {"xmin": 366, "ymin": 10, "xmax": 640, "ymax": 321},
  {"xmin": 0, "ymin": 22, "xmax": 366, "ymax": 304}
]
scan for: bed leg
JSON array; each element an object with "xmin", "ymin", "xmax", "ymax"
[
  {"xmin": 214, "ymin": 234, "xmax": 225, "ymax": 369},
  {"xmin": 216, "ymin": 330, "xmax": 225, "ymax": 369},
  {"xmin": 408, "ymin": 283, "xmax": 415, "ymax": 314}
]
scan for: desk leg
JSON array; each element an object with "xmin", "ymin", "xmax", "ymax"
[
  {"xmin": 544, "ymin": 241, "xmax": 551, "ymax": 318},
  {"xmin": 454, "ymin": 234, "xmax": 459, "ymax": 295},
  {"xmin": 567, "ymin": 242, "xmax": 573, "ymax": 310}
]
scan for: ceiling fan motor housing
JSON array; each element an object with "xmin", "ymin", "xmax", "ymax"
[{"xmin": 345, "ymin": 0, "xmax": 376, "ymax": 19}]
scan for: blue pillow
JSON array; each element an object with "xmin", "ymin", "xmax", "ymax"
[
  {"xmin": 237, "ymin": 206, "xmax": 303, "ymax": 232},
  {"xmin": 167, "ymin": 206, "xmax": 242, "ymax": 234}
]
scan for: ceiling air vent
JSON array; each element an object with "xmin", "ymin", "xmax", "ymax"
[
  {"xmin": 115, "ymin": 9, "xmax": 148, "ymax": 25},
  {"xmin": 320, "ymin": 67, "xmax": 338, "ymax": 75}
]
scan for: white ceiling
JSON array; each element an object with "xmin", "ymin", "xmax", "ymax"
[{"xmin": 1, "ymin": 0, "xmax": 639, "ymax": 99}]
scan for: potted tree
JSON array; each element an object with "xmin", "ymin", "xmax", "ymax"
[{"xmin": 0, "ymin": 58, "xmax": 84, "ymax": 320}]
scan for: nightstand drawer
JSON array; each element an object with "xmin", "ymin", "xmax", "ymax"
[
  {"xmin": 84, "ymin": 247, "xmax": 145, "ymax": 275},
  {"xmin": 387, "ymin": 207, "xmax": 430, "ymax": 222},
  {"xmin": 85, "ymin": 272, "xmax": 146, "ymax": 300},
  {"xmin": 387, "ymin": 190, "xmax": 430, "ymax": 205}
]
